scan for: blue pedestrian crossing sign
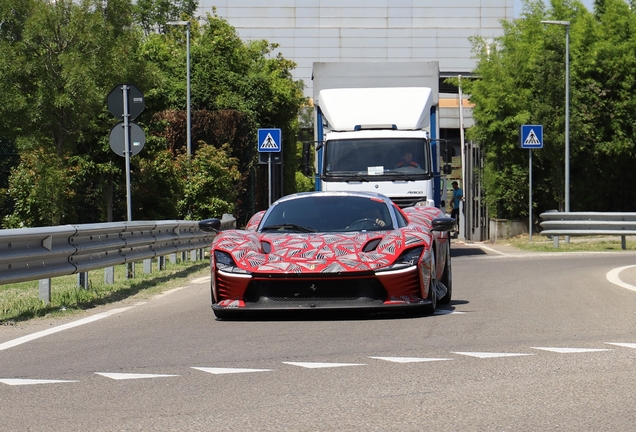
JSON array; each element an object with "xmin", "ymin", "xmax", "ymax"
[
  {"xmin": 258, "ymin": 128, "xmax": 282, "ymax": 152},
  {"xmin": 520, "ymin": 125, "xmax": 543, "ymax": 149}
]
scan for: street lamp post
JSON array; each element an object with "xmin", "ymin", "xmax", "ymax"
[
  {"xmin": 541, "ymin": 20, "xmax": 570, "ymax": 219},
  {"xmin": 166, "ymin": 20, "xmax": 192, "ymax": 156}
]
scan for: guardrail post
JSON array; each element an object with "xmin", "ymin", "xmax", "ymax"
[
  {"xmin": 553, "ymin": 236, "xmax": 560, "ymax": 249},
  {"xmin": 170, "ymin": 253, "xmax": 177, "ymax": 264},
  {"xmin": 158, "ymin": 255, "xmax": 165, "ymax": 271},
  {"xmin": 143, "ymin": 258, "xmax": 152, "ymax": 274},
  {"xmin": 39, "ymin": 279, "xmax": 51, "ymax": 304},
  {"xmin": 104, "ymin": 266, "xmax": 114, "ymax": 284},
  {"xmin": 190, "ymin": 250, "xmax": 197, "ymax": 262},
  {"xmin": 77, "ymin": 272, "xmax": 89, "ymax": 289},
  {"xmin": 181, "ymin": 251, "xmax": 187, "ymax": 262},
  {"xmin": 622, "ymin": 235, "xmax": 626, "ymax": 250},
  {"xmin": 127, "ymin": 262, "xmax": 135, "ymax": 279}
]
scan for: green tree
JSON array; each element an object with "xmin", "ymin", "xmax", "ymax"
[
  {"xmin": 176, "ymin": 144, "xmax": 240, "ymax": 220},
  {"xmin": 464, "ymin": 0, "xmax": 636, "ymax": 219}
]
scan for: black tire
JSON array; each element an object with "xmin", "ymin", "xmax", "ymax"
[
  {"xmin": 438, "ymin": 244, "xmax": 452, "ymax": 304},
  {"xmin": 422, "ymin": 252, "xmax": 437, "ymax": 315}
]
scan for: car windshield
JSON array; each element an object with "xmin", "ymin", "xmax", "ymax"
[{"xmin": 261, "ymin": 195, "xmax": 394, "ymax": 232}]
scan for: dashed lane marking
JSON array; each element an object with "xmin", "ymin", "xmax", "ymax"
[
  {"xmin": 282, "ymin": 362, "xmax": 365, "ymax": 369},
  {"xmin": 95, "ymin": 373, "xmax": 179, "ymax": 380},
  {"xmin": 0, "ymin": 378, "xmax": 78, "ymax": 386},
  {"xmin": 192, "ymin": 367, "xmax": 273, "ymax": 375},
  {"xmin": 452, "ymin": 352, "xmax": 533, "ymax": 359},
  {"xmin": 606, "ymin": 342, "xmax": 636, "ymax": 349},
  {"xmin": 370, "ymin": 357, "xmax": 452, "ymax": 363},
  {"xmin": 531, "ymin": 347, "xmax": 612, "ymax": 354}
]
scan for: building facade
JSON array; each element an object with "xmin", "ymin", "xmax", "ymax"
[{"xmin": 197, "ymin": 1, "xmax": 513, "ymax": 99}]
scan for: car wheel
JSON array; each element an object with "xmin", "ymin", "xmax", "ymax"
[
  {"xmin": 438, "ymin": 245, "xmax": 452, "ymax": 304},
  {"xmin": 422, "ymin": 253, "xmax": 437, "ymax": 315}
]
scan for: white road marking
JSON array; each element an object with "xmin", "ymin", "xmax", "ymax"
[
  {"xmin": 606, "ymin": 265, "xmax": 636, "ymax": 292},
  {"xmin": 190, "ymin": 276, "xmax": 211, "ymax": 285},
  {"xmin": 0, "ymin": 378, "xmax": 78, "ymax": 386},
  {"xmin": 0, "ymin": 306, "xmax": 135, "ymax": 352},
  {"xmin": 370, "ymin": 357, "xmax": 452, "ymax": 363},
  {"xmin": 452, "ymin": 352, "xmax": 533, "ymax": 358},
  {"xmin": 282, "ymin": 362, "xmax": 365, "ymax": 369},
  {"xmin": 95, "ymin": 373, "xmax": 179, "ymax": 380},
  {"xmin": 606, "ymin": 342, "xmax": 636, "ymax": 349},
  {"xmin": 530, "ymin": 347, "xmax": 611, "ymax": 353},
  {"xmin": 192, "ymin": 367, "xmax": 272, "ymax": 374}
]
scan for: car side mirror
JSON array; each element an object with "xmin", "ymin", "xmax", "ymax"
[
  {"xmin": 431, "ymin": 217, "xmax": 456, "ymax": 232},
  {"xmin": 199, "ymin": 218, "xmax": 222, "ymax": 233}
]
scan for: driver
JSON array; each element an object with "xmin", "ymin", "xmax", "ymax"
[
  {"xmin": 346, "ymin": 208, "xmax": 387, "ymax": 229},
  {"xmin": 395, "ymin": 151, "xmax": 420, "ymax": 169}
]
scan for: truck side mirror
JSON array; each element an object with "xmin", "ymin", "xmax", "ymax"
[
  {"xmin": 441, "ymin": 142, "xmax": 453, "ymax": 164},
  {"xmin": 443, "ymin": 164, "xmax": 452, "ymax": 174},
  {"xmin": 302, "ymin": 141, "xmax": 312, "ymax": 176}
]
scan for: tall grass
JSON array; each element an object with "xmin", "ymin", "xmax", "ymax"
[{"xmin": 0, "ymin": 258, "xmax": 209, "ymax": 324}]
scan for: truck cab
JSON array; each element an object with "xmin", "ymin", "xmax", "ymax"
[{"xmin": 306, "ymin": 87, "xmax": 441, "ymax": 209}]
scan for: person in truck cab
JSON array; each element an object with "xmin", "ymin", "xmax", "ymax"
[{"xmin": 395, "ymin": 151, "xmax": 420, "ymax": 169}]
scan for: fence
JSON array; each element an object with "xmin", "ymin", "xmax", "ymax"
[
  {"xmin": 0, "ymin": 215, "xmax": 235, "ymax": 302},
  {"xmin": 539, "ymin": 211, "xmax": 636, "ymax": 249}
]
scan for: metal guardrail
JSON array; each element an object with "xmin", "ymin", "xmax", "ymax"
[
  {"xmin": 539, "ymin": 211, "xmax": 636, "ymax": 249},
  {"xmin": 0, "ymin": 215, "xmax": 236, "ymax": 289}
]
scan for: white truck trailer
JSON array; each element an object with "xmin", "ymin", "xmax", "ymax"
[{"xmin": 304, "ymin": 62, "xmax": 446, "ymax": 209}]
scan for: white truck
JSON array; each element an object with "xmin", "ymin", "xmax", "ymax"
[{"xmin": 304, "ymin": 62, "xmax": 447, "ymax": 209}]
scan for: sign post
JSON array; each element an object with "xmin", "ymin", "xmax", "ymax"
[
  {"xmin": 107, "ymin": 84, "xmax": 145, "ymax": 221},
  {"xmin": 520, "ymin": 125, "xmax": 543, "ymax": 241},
  {"xmin": 258, "ymin": 128, "xmax": 282, "ymax": 206}
]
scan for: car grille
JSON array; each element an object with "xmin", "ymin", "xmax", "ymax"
[{"xmin": 243, "ymin": 276, "xmax": 387, "ymax": 308}]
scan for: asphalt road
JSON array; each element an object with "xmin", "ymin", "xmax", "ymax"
[{"xmin": 2, "ymin": 243, "xmax": 636, "ymax": 431}]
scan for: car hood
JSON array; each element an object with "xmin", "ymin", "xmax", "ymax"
[{"xmin": 213, "ymin": 229, "xmax": 432, "ymax": 273}]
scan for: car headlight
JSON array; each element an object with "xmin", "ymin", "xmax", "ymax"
[
  {"xmin": 213, "ymin": 250, "xmax": 250, "ymax": 275},
  {"xmin": 214, "ymin": 250, "xmax": 235, "ymax": 267},
  {"xmin": 396, "ymin": 247, "xmax": 424, "ymax": 266},
  {"xmin": 376, "ymin": 246, "xmax": 425, "ymax": 273}
]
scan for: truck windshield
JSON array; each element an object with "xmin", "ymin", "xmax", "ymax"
[{"xmin": 323, "ymin": 138, "xmax": 431, "ymax": 180}]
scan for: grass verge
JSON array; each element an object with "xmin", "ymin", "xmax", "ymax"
[
  {"xmin": 503, "ymin": 234, "xmax": 636, "ymax": 252},
  {"xmin": 0, "ymin": 258, "xmax": 209, "ymax": 325}
]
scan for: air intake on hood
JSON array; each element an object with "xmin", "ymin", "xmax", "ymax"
[{"xmin": 362, "ymin": 238, "xmax": 382, "ymax": 252}]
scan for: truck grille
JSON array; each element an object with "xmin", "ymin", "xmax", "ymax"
[{"xmin": 390, "ymin": 196, "xmax": 426, "ymax": 208}]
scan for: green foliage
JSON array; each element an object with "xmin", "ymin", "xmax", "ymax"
[
  {"xmin": 0, "ymin": 1, "xmax": 307, "ymax": 226},
  {"xmin": 295, "ymin": 171, "xmax": 315, "ymax": 193},
  {"xmin": 4, "ymin": 146, "xmax": 68, "ymax": 228},
  {"xmin": 176, "ymin": 144, "xmax": 241, "ymax": 220},
  {"xmin": 465, "ymin": 0, "xmax": 636, "ymax": 219}
]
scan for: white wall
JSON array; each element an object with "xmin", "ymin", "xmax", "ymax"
[{"xmin": 197, "ymin": 1, "xmax": 513, "ymax": 97}]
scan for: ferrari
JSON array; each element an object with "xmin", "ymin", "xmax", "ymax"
[{"xmin": 198, "ymin": 191, "xmax": 455, "ymax": 318}]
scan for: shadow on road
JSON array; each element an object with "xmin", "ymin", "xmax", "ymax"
[{"xmin": 451, "ymin": 245, "xmax": 488, "ymax": 257}]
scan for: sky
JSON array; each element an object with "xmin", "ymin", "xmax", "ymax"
[{"xmin": 513, "ymin": 0, "xmax": 596, "ymax": 17}]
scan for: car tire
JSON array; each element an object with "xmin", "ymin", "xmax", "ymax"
[
  {"xmin": 438, "ymin": 245, "xmax": 452, "ymax": 304},
  {"xmin": 422, "ymin": 253, "xmax": 437, "ymax": 315}
]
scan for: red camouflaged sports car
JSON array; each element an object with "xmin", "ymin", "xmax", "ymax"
[{"xmin": 199, "ymin": 191, "xmax": 455, "ymax": 318}]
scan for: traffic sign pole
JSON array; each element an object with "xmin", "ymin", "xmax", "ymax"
[
  {"xmin": 520, "ymin": 125, "xmax": 543, "ymax": 242},
  {"xmin": 268, "ymin": 153, "xmax": 272, "ymax": 207},
  {"xmin": 123, "ymin": 85, "xmax": 132, "ymax": 222},
  {"xmin": 529, "ymin": 149, "xmax": 533, "ymax": 241}
]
